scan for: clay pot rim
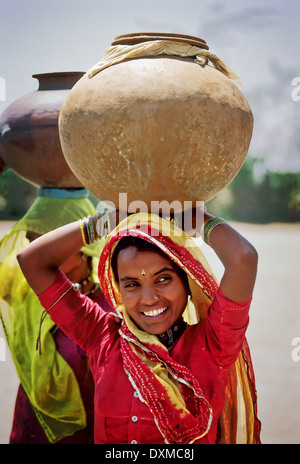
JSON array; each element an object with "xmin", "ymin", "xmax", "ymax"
[
  {"xmin": 32, "ymin": 71, "xmax": 85, "ymax": 90},
  {"xmin": 112, "ymin": 32, "xmax": 209, "ymax": 50}
]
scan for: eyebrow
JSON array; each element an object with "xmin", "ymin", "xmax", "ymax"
[
  {"xmin": 120, "ymin": 266, "xmax": 176, "ymax": 282},
  {"xmin": 154, "ymin": 266, "xmax": 175, "ymax": 276}
]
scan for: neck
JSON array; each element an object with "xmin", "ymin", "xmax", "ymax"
[{"xmin": 157, "ymin": 317, "xmax": 187, "ymax": 349}]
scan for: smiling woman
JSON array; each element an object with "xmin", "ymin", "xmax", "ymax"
[
  {"xmin": 17, "ymin": 210, "xmax": 260, "ymax": 444},
  {"xmin": 112, "ymin": 237, "xmax": 189, "ymax": 335}
]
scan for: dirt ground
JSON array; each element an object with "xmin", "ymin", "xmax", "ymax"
[{"xmin": 0, "ymin": 220, "xmax": 300, "ymax": 444}]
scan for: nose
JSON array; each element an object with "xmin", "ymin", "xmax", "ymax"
[{"xmin": 140, "ymin": 284, "xmax": 158, "ymax": 306}]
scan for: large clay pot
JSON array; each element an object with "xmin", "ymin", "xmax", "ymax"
[
  {"xmin": 59, "ymin": 34, "xmax": 253, "ymax": 211},
  {"xmin": 0, "ymin": 72, "xmax": 84, "ymax": 187}
]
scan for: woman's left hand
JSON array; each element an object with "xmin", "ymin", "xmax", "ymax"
[{"xmin": 174, "ymin": 204, "xmax": 206, "ymax": 238}]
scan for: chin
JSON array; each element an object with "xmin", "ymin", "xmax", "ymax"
[{"xmin": 143, "ymin": 321, "xmax": 172, "ymax": 335}]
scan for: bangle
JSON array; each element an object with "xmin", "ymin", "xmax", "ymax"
[
  {"xmin": 88, "ymin": 215, "xmax": 95, "ymax": 243},
  {"xmin": 80, "ymin": 214, "xmax": 107, "ymax": 245},
  {"xmin": 96, "ymin": 210, "xmax": 111, "ymax": 237},
  {"xmin": 203, "ymin": 217, "xmax": 226, "ymax": 246},
  {"xmin": 79, "ymin": 219, "xmax": 87, "ymax": 246},
  {"xmin": 80, "ymin": 216, "xmax": 99, "ymax": 245},
  {"xmin": 83, "ymin": 217, "xmax": 90, "ymax": 243}
]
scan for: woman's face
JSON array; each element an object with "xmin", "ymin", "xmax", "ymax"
[{"xmin": 117, "ymin": 246, "xmax": 188, "ymax": 334}]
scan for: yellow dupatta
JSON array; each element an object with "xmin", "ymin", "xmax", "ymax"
[{"xmin": 98, "ymin": 213, "xmax": 261, "ymax": 443}]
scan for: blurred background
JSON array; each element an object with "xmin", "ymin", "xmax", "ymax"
[{"xmin": 0, "ymin": 0, "xmax": 299, "ymax": 444}]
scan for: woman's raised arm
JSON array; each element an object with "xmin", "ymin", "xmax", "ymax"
[
  {"xmin": 203, "ymin": 212, "xmax": 258, "ymax": 302},
  {"xmin": 17, "ymin": 216, "xmax": 100, "ymax": 295},
  {"xmin": 180, "ymin": 208, "xmax": 258, "ymax": 303}
]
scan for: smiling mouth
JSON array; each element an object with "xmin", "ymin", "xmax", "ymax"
[{"xmin": 142, "ymin": 307, "xmax": 169, "ymax": 318}]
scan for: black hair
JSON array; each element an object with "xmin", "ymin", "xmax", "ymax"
[{"xmin": 111, "ymin": 236, "xmax": 190, "ymax": 293}]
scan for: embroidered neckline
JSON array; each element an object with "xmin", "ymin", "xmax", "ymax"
[{"xmin": 157, "ymin": 317, "xmax": 187, "ymax": 349}]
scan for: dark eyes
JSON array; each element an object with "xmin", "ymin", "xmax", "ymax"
[
  {"xmin": 123, "ymin": 275, "xmax": 172, "ymax": 289},
  {"xmin": 124, "ymin": 281, "xmax": 139, "ymax": 289},
  {"xmin": 157, "ymin": 275, "xmax": 172, "ymax": 284}
]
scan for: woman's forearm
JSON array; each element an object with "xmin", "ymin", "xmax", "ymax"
[
  {"xmin": 203, "ymin": 212, "xmax": 258, "ymax": 302},
  {"xmin": 17, "ymin": 216, "xmax": 100, "ymax": 295}
]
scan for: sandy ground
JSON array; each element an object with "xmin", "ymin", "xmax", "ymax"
[{"xmin": 0, "ymin": 220, "xmax": 300, "ymax": 444}]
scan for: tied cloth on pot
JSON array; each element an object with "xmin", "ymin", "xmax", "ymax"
[
  {"xmin": 87, "ymin": 39, "xmax": 241, "ymax": 85},
  {"xmin": 0, "ymin": 189, "xmax": 104, "ymax": 443},
  {"xmin": 98, "ymin": 213, "xmax": 261, "ymax": 444}
]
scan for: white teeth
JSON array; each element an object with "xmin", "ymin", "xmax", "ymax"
[{"xmin": 143, "ymin": 307, "xmax": 168, "ymax": 317}]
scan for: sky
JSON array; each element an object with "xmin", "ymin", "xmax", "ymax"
[{"xmin": 0, "ymin": 0, "xmax": 299, "ymax": 172}]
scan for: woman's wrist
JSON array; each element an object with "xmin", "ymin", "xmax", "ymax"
[
  {"xmin": 79, "ymin": 214, "xmax": 101, "ymax": 245},
  {"xmin": 201, "ymin": 214, "xmax": 227, "ymax": 246},
  {"xmin": 79, "ymin": 211, "xmax": 112, "ymax": 246}
]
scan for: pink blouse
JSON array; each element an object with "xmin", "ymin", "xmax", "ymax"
[{"xmin": 38, "ymin": 270, "xmax": 251, "ymax": 444}]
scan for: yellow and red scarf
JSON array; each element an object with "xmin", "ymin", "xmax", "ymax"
[{"xmin": 98, "ymin": 213, "xmax": 261, "ymax": 444}]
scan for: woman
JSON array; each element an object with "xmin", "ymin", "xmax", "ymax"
[
  {"xmin": 0, "ymin": 188, "xmax": 111, "ymax": 443},
  {"xmin": 17, "ymin": 210, "xmax": 261, "ymax": 444}
]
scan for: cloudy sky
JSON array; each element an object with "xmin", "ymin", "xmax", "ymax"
[{"xmin": 1, "ymin": 0, "xmax": 299, "ymax": 171}]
